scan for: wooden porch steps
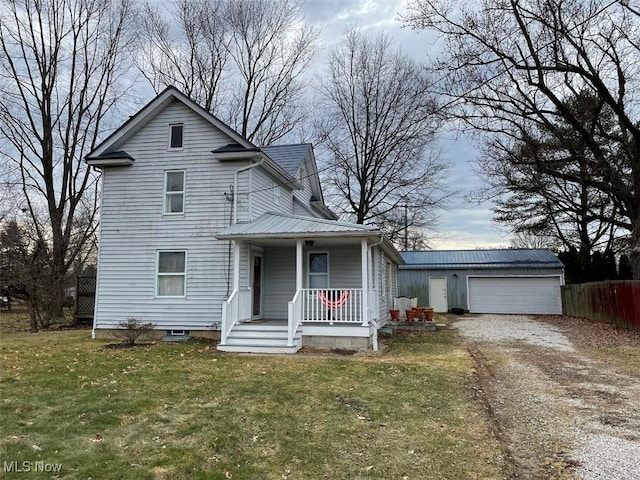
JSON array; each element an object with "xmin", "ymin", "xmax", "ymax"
[{"xmin": 217, "ymin": 322, "xmax": 302, "ymax": 354}]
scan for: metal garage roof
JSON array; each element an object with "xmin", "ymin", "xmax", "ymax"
[{"xmin": 400, "ymin": 249, "xmax": 563, "ymax": 269}]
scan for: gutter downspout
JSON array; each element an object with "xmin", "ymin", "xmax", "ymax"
[
  {"xmin": 233, "ymin": 156, "xmax": 265, "ymax": 224},
  {"xmin": 368, "ymin": 235, "xmax": 385, "ymax": 352}
]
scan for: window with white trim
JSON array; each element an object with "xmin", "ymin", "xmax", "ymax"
[
  {"xmin": 308, "ymin": 252, "xmax": 329, "ymax": 288},
  {"xmin": 164, "ymin": 170, "xmax": 185, "ymax": 214},
  {"xmin": 169, "ymin": 124, "xmax": 183, "ymax": 148},
  {"xmin": 157, "ymin": 251, "xmax": 186, "ymax": 297}
]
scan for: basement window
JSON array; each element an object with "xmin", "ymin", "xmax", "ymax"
[{"xmin": 167, "ymin": 330, "xmax": 189, "ymax": 336}]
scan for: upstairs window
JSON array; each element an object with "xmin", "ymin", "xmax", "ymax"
[
  {"xmin": 157, "ymin": 251, "xmax": 186, "ymax": 297},
  {"xmin": 164, "ymin": 170, "xmax": 185, "ymax": 214},
  {"xmin": 169, "ymin": 124, "xmax": 183, "ymax": 149}
]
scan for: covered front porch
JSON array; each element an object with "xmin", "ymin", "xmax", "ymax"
[{"xmin": 215, "ymin": 213, "xmax": 402, "ymax": 353}]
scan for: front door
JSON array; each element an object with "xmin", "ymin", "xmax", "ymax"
[
  {"xmin": 251, "ymin": 253, "xmax": 263, "ymax": 318},
  {"xmin": 429, "ymin": 277, "xmax": 448, "ymax": 312}
]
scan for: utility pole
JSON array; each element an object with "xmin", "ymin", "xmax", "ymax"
[{"xmin": 404, "ymin": 204, "xmax": 408, "ymax": 251}]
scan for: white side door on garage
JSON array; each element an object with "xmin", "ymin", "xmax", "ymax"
[
  {"xmin": 467, "ymin": 276, "xmax": 562, "ymax": 314},
  {"xmin": 429, "ymin": 277, "xmax": 448, "ymax": 312}
]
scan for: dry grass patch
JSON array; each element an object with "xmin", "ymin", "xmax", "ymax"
[{"xmin": 0, "ymin": 324, "xmax": 509, "ymax": 479}]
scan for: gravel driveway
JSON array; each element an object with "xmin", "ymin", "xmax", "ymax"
[{"xmin": 453, "ymin": 314, "xmax": 640, "ymax": 479}]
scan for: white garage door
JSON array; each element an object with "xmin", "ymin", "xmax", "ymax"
[{"xmin": 468, "ymin": 276, "xmax": 562, "ymax": 314}]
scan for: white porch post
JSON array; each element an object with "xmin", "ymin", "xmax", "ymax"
[
  {"xmin": 296, "ymin": 239, "xmax": 303, "ymax": 291},
  {"xmin": 233, "ymin": 240, "xmax": 241, "ymax": 292},
  {"xmin": 361, "ymin": 238, "xmax": 369, "ymax": 326}
]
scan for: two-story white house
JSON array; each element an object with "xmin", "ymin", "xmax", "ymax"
[{"xmin": 86, "ymin": 87, "xmax": 403, "ymax": 353}]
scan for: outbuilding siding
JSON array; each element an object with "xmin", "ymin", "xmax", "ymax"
[{"xmin": 398, "ymin": 267, "xmax": 564, "ymax": 311}]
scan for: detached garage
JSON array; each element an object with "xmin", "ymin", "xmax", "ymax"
[{"xmin": 398, "ymin": 249, "xmax": 564, "ymax": 314}]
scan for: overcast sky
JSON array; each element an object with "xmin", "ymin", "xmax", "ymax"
[
  {"xmin": 141, "ymin": 0, "xmax": 513, "ymax": 249},
  {"xmin": 299, "ymin": 0, "xmax": 512, "ymax": 250}
]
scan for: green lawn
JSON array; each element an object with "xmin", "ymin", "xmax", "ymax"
[{"xmin": 0, "ymin": 326, "xmax": 510, "ymax": 479}]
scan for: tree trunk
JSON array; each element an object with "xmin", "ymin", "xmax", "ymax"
[{"xmin": 27, "ymin": 296, "xmax": 38, "ymax": 333}]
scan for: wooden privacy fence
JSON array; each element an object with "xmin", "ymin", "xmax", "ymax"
[{"xmin": 562, "ymin": 281, "xmax": 640, "ymax": 330}]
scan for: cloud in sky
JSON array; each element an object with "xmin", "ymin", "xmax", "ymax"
[
  {"xmin": 140, "ymin": 0, "xmax": 511, "ymax": 249},
  {"xmin": 302, "ymin": 0, "xmax": 512, "ymax": 249}
]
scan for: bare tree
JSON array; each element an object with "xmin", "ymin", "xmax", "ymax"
[
  {"xmin": 0, "ymin": 0, "xmax": 138, "ymax": 328},
  {"xmin": 510, "ymin": 232, "xmax": 559, "ymax": 250},
  {"xmin": 225, "ymin": 0, "xmax": 318, "ymax": 144},
  {"xmin": 318, "ymin": 29, "xmax": 448, "ymax": 245},
  {"xmin": 137, "ymin": 0, "xmax": 230, "ymax": 111},
  {"xmin": 403, "ymin": 0, "xmax": 640, "ymax": 279},
  {"xmin": 477, "ymin": 91, "xmax": 624, "ymax": 259},
  {"xmin": 138, "ymin": 0, "xmax": 319, "ymax": 145}
]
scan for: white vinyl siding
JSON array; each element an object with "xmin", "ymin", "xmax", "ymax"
[
  {"xmin": 236, "ymin": 171, "xmax": 250, "ymax": 223},
  {"xmin": 292, "ymin": 162, "xmax": 317, "ymax": 217},
  {"xmin": 164, "ymin": 170, "xmax": 185, "ymax": 214},
  {"xmin": 262, "ymin": 247, "xmax": 296, "ymax": 319},
  {"xmin": 327, "ymin": 246, "xmax": 362, "ymax": 289},
  {"xmin": 157, "ymin": 251, "xmax": 186, "ymax": 297},
  {"xmin": 273, "ymin": 183, "xmax": 281, "ymax": 206},
  {"xmin": 251, "ymin": 168, "xmax": 292, "ymax": 218},
  {"xmin": 95, "ymin": 100, "xmax": 251, "ymax": 330}
]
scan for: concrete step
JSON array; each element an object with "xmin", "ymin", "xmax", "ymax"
[
  {"xmin": 230, "ymin": 329, "xmax": 296, "ymax": 339},
  {"xmin": 217, "ymin": 343, "xmax": 301, "ymax": 354},
  {"xmin": 233, "ymin": 323, "xmax": 289, "ymax": 332},
  {"xmin": 219, "ymin": 322, "xmax": 302, "ymax": 354},
  {"xmin": 225, "ymin": 336, "xmax": 299, "ymax": 347}
]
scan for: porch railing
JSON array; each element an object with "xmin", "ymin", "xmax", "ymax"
[
  {"xmin": 221, "ymin": 288, "xmax": 251, "ymax": 344},
  {"xmin": 287, "ymin": 289, "xmax": 303, "ymax": 346},
  {"xmin": 301, "ymin": 288, "xmax": 363, "ymax": 323}
]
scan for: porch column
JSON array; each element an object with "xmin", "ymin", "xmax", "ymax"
[
  {"xmin": 361, "ymin": 238, "xmax": 369, "ymax": 326},
  {"xmin": 296, "ymin": 239, "xmax": 303, "ymax": 291},
  {"xmin": 233, "ymin": 240, "xmax": 241, "ymax": 292}
]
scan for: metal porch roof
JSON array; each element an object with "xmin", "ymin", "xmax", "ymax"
[
  {"xmin": 215, "ymin": 212, "xmax": 378, "ymax": 239},
  {"xmin": 216, "ymin": 212, "xmax": 405, "ymax": 264},
  {"xmin": 400, "ymin": 249, "xmax": 563, "ymax": 269}
]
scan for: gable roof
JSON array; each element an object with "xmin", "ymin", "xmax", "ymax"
[
  {"xmin": 86, "ymin": 86, "xmax": 301, "ymax": 189},
  {"xmin": 86, "ymin": 86, "xmax": 255, "ymax": 163},
  {"xmin": 86, "ymin": 86, "xmax": 335, "ymax": 218},
  {"xmin": 400, "ymin": 249, "xmax": 563, "ymax": 269}
]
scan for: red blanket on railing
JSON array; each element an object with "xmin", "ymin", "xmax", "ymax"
[{"xmin": 317, "ymin": 290, "xmax": 350, "ymax": 309}]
